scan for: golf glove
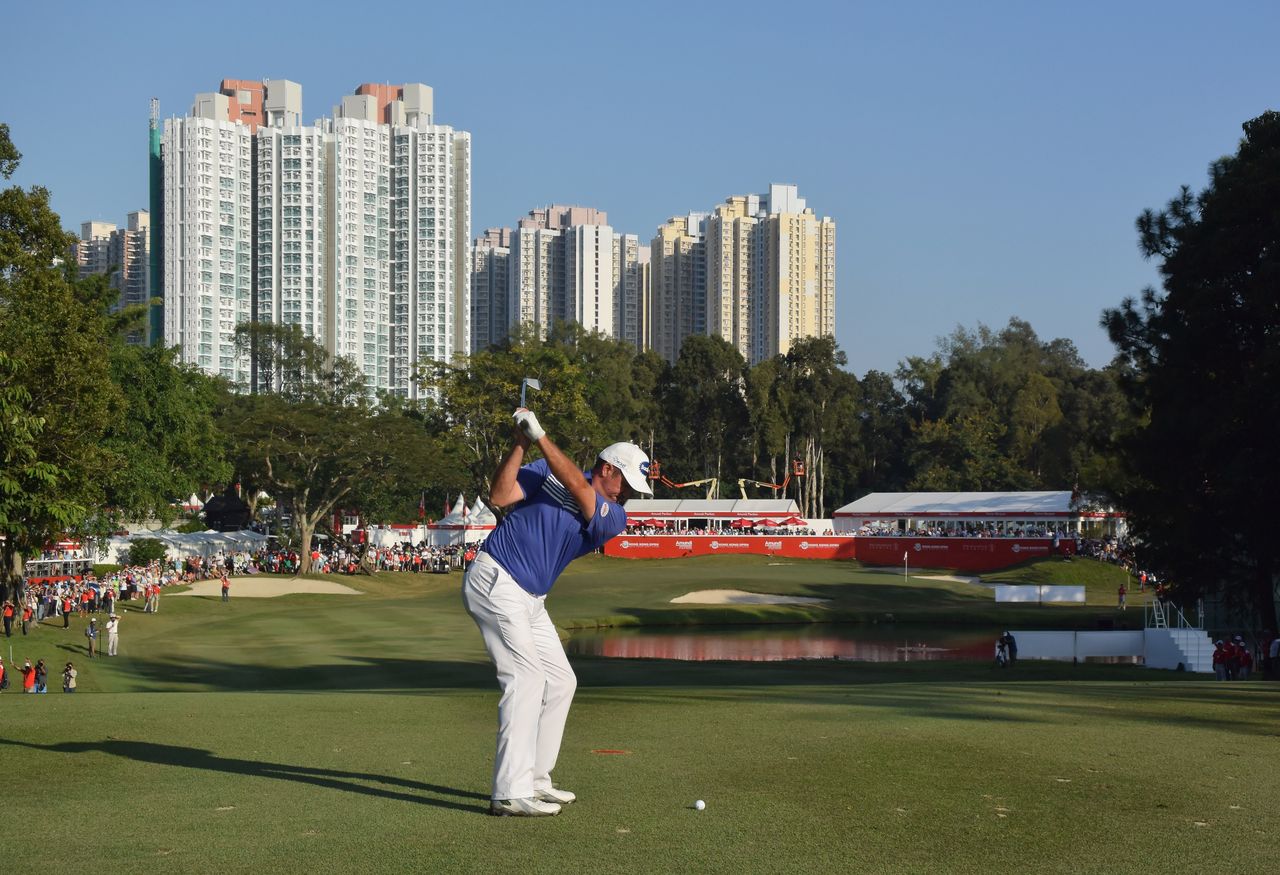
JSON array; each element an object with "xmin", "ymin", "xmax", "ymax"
[{"xmin": 514, "ymin": 409, "xmax": 546, "ymax": 443}]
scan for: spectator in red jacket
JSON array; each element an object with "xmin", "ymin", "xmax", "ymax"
[
  {"xmin": 1212, "ymin": 640, "xmax": 1227, "ymax": 681},
  {"xmin": 19, "ymin": 659, "xmax": 35, "ymax": 693},
  {"xmin": 1235, "ymin": 636, "xmax": 1253, "ymax": 680},
  {"xmin": 1219, "ymin": 639, "xmax": 1236, "ymax": 679}
]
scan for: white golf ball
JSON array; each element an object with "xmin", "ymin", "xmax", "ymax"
[{"xmin": 694, "ymin": 799, "xmax": 706, "ymax": 811}]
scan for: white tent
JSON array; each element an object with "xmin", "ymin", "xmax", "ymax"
[
  {"xmin": 622, "ymin": 498, "xmax": 801, "ymax": 519},
  {"xmin": 437, "ymin": 494, "xmax": 500, "ymax": 528},
  {"xmin": 101, "ymin": 529, "xmax": 269, "ymax": 563},
  {"xmin": 833, "ymin": 491, "xmax": 1072, "ymax": 517},
  {"xmin": 468, "ymin": 497, "xmax": 497, "ymax": 526},
  {"xmin": 367, "ymin": 527, "xmax": 413, "ymax": 547},
  {"xmin": 438, "ymin": 494, "xmax": 469, "ymax": 526},
  {"xmin": 428, "ymin": 494, "xmax": 497, "ymax": 546}
]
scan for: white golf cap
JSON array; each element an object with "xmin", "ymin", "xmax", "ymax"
[{"xmin": 598, "ymin": 442, "xmax": 653, "ymax": 496}]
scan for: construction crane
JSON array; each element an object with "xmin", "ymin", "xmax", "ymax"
[
  {"xmin": 647, "ymin": 460, "xmax": 720, "ymax": 499},
  {"xmin": 737, "ymin": 458, "xmax": 806, "ymax": 500}
]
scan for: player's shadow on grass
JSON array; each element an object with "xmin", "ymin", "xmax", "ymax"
[
  {"xmin": 0, "ymin": 737, "xmax": 489, "ymax": 814},
  {"xmin": 118, "ymin": 655, "xmax": 498, "ymax": 692}
]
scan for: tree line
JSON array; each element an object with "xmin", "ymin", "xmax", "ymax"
[
  {"xmin": 2, "ymin": 114, "xmax": 1277, "ymax": 627},
  {"xmin": 422, "ymin": 320, "xmax": 1131, "ymax": 521}
]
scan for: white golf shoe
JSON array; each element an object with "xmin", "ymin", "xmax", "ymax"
[
  {"xmin": 489, "ymin": 797, "xmax": 561, "ymax": 817},
  {"xmin": 535, "ymin": 786, "xmax": 576, "ymax": 805}
]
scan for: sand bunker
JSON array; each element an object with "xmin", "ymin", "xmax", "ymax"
[
  {"xmin": 171, "ymin": 576, "xmax": 362, "ymax": 598},
  {"xmin": 916, "ymin": 574, "xmax": 981, "ymax": 586},
  {"xmin": 671, "ymin": 589, "xmax": 830, "ymax": 606}
]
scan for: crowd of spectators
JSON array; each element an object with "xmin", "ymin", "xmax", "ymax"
[
  {"xmin": 1213, "ymin": 635, "xmax": 1256, "ymax": 680},
  {"xmin": 1081, "ymin": 536, "xmax": 1136, "ymax": 567},
  {"xmin": 9, "ymin": 539, "xmax": 490, "ymax": 635},
  {"xmin": 368, "ymin": 542, "xmax": 479, "ymax": 573},
  {"xmin": 1215, "ymin": 631, "xmax": 1280, "ymax": 681},
  {"xmin": 856, "ymin": 522, "xmax": 1071, "ymax": 539},
  {"xmin": 0, "ymin": 557, "xmax": 174, "ymax": 693},
  {"xmin": 1080, "ymin": 537, "xmax": 1165, "ymax": 591},
  {"xmin": 15, "ymin": 562, "xmax": 178, "ymax": 632},
  {"xmin": 131, "ymin": 541, "xmax": 485, "ymax": 579},
  {"xmin": 623, "ymin": 523, "xmax": 829, "ymax": 536}
]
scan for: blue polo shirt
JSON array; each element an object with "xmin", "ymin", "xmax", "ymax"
[{"xmin": 482, "ymin": 459, "xmax": 627, "ymax": 596}]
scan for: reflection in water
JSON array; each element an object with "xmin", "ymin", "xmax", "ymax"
[{"xmin": 565, "ymin": 625, "xmax": 1000, "ymax": 663}]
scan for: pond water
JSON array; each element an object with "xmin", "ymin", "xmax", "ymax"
[{"xmin": 564, "ymin": 624, "xmax": 1005, "ymax": 663}]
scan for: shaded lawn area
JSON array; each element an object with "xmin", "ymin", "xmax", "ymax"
[{"xmin": 2, "ymin": 680, "xmax": 1276, "ymax": 874}]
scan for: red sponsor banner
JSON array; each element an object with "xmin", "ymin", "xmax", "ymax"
[
  {"xmin": 604, "ymin": 536, "xmax": 857, "ymax": 560},
  {"xmin": 855, "ymin": 537, "xmax": 1076, "ymax": 572},
  {"xmin": 604, "ymin": 535, "xmax": 1075, "ymax": 571}
]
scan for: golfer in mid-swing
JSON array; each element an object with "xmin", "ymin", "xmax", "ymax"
[{"xmin": 463, "ymin": 407, "xmax": 652, "ymax": 816}]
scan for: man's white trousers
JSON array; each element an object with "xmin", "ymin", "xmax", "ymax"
[{"xmin": 462, "ymin": 552, "xmax": 576, "ymax": 801}]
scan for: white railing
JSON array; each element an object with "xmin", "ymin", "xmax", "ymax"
[{"xmin": 1144, "ymin": 597, "xmax": 1204, "ymax": 631}]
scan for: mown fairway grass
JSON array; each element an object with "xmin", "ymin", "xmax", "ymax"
[{"xmin": 3, "ymin": 555, "xmax": 1276, "ymax": 874}]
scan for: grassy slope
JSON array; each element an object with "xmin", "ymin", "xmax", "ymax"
[
  {"xmin": 2, "ymin": 556, "xmax": 1275, "ymax": 873},
  {"xmin": 553, "ymin": 554, "xmax": 1140, "ymax": 628},
  {"xmin": 981, "ymin": 556, "xmax": 1139, "ymax": 606}
]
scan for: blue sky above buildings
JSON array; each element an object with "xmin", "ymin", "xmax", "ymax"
[{"xmin": 4, "ymin": 0, "xmax": 1277, "ymax": 376}]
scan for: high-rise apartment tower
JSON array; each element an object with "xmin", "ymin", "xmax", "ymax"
[{"xmin": 159, "ymin": 79, "xmax": 471, "ymax": 398}]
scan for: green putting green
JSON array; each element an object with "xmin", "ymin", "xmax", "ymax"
[{"xmin": 1, "ymin": 555, "xmax": 1274, "ymax": 873}]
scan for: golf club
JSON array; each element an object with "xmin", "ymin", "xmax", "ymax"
[{"xmin": 520, "ymin": 377, "xmax": 541, "ymax": 408}]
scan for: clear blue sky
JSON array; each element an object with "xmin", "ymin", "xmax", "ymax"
[{"xmin": 4, "ymin": 0, "xmax": 1277, "ymax": 376}]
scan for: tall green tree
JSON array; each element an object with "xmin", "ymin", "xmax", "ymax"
[
  {"xmin": 1103, "ymin": 111, "xmax": 1280, "ymax": 628},
  {"xmin": 345, "ymin": 413, "xmax": 468, "ymax": 531},
  {"xmin": 224, "ymin": 326, "xmax": 465, "ymax": 573},
  {"xmin": 420, "ymin": 323, "xmax": 600, "ymax": 501},
  {"xmin": 907, "ymin": 410, "xmax": 1019, "ymax": 491},
  {"xmin": 851, "ymin": 369, "xmax": 910, "ymax": 494},
  {"xmin": 1007, "ymin": 372, "xmax": 1063, "ymax": 481},
  {"xmin": 771, "ymin": 337, "xmax": 858, "ymax": 517},
  {"xmin": 103, "ymin": 343, "xmax": 232, "ymax": 526},
  {"xmin": 235, "ymin": 322, "xmax": 368, "ymax": 405},
  {"xmin": 0, "ymin": 124, "xmax": 119, "ymax": 594},
  {"xmin": 743, "ymin": 356, "xmax": 787, "ymax": 486},
  {"xmin": 897, "ymin": 319, "xmax": 1123, "ymax": 493},
  {"xmin": 547, "ymin": 322, "xmax": 645, "ymax": 446},
  {"xmin": 630, "ymin": 348, "xmax": 669, "ymax": 459},
  {"xmin": 658, "ymin": 335, "xmax": 749, "ymax": 494}
]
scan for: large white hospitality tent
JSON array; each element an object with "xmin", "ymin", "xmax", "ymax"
[
  {"xmin": 832, "ymin": 491, "xmax": 1122, "ymax": 537},
  {"xmin": 101, "ymin": 528, "xmax": 269, "ymax": 563},
  {"xmin": 620, "ymin": 498, "xmax": 810, "ymax": 529}
]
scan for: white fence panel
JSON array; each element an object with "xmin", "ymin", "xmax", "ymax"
[
  {"xmin": 1075, "ymin": 631, "xmax": 1144, "ymax": 657},
  {"xmin": 993, "ymin": 585, "xmax": 1086, "ymax": 603},
  {"xmin": 1012, "ymin": 630, "xmax": 1144, "ymax": 661},
  {"xmin": 1009, "ymin": 631, "xmax": 1078, "ymax": 658}
]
